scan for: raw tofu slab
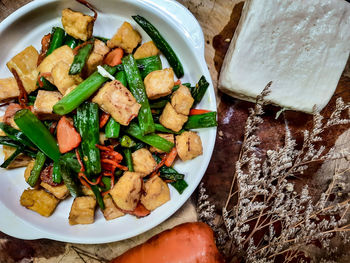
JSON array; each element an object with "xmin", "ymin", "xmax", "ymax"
[{"xmin": 219, "ymin": 0, "xmax": 350, "ymax": 113}]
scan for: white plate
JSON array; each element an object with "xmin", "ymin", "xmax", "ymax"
[{"xmin": 0, "ymin": 0, "xmax": 216, "ymax": 244}]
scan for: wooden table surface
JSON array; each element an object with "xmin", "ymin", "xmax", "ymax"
[{"xmin": 1, "ymin": 0, "xmax": 350, "ymax": 262}]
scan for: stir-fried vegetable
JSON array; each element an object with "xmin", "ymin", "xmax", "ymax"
[
  {"xmin": 53, "ymin": 65, "xmax": 117, "ymax": 115},
  {"xmin": 122, "ymin": 148, "xmax": 134, "ymax": 172},
  {"xmin": 46, "ymin": 27, "xmax": 65, "ymax": 56},
  {"xmin": 27, "ymin": 151, "xmax": 46, "ymax": 187},
  {"xmin": 64, "ymin": 35, "xmax": 80, "ymax": 49},
  {"xmin": 184, "ymin": 112, "xmax": 217, "ymax": 130},
  {"xmin": 75, "ymin": 102, "xmax": 101, "ymax": 175},
  {"xmin": 122, "ymin": 54, "xmax": 155, "ymax": 135},
  {"xmin": 69, "ymin": 42, "xmax": 94, "ymax": 75},
  {"xmin": 125, "ymin": 123, "xmax": 174, "ymax": 153},
  {"xmin": 14, "ymin": 110, "xmax": 61, "ymax": 161},
  {"xmin": 192, "ymin": 76, "xmax": 210, "ymax": 105},
  {"xmin": 0, "ymin": 122, "xmax": 35, "ymax": 149},
  {"xmin": 136, "ymin": 55, "xmax": 162, "ymax": 79},
  {"xmin": 0, "ymin": 147, "xmax": 23, "ymax": 168},
  {"xmin": 37, "ymin": 76, "xmax": 57, "ymax": 91},
  {"xmin": 59, "ymin": 159, "xmax": 81, "ymax": 198},
  {"xmin": 132, "ymin": 15, "xmax": 184, "ymax": 78}
]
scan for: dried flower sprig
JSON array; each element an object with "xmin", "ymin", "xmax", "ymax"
[{"xmin": 198, "ymin": 83, "xmax": 350, "ymax": 262}]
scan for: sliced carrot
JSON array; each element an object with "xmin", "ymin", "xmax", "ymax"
[
  {"xmin": 164, "ymin": 147, "xmax": 177, "ymax": 167},
  {"xmin": 99, "ymin": 112, "xmax": 110, "ymax": 128},
  {"xmin": 57, "ymin": 116, "xmax": 81, "ymax": 154},
  {"xmin": 128, "ymin": 203, "xmax": 151, "ymax": 218},
  {"xmin": 174, "ymin": 79, "xmax": 181, "ymax": 86},
  {"xmin": 189, "ymin": 109, "xmax": 211, "ymax": 115},
  {"xmin": 104, "ymin": 48, "xmax": 124, "ymax": 66}
]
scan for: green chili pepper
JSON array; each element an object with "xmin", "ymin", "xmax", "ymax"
[
  {"xmin": 69, "ymin": 42, "xmax": 94, "ymax": 75},
  {"xmin": 27, "ymin": 151, "xmax": 46, "ymax": 187}
]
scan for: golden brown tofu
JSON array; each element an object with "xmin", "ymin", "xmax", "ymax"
[
  {"xmin": 110, "ymin": 172, "xmax": 142, "ymax": 211},
  {"xmin": 62, "ymin": 8, "xmax": 94, "ymax": 41},
  {"xmin": 134, "ymin": 41, "xmax": 159, "ymax": 59},
  {"xmin": 6, "ymin": 46, "xmax": 39, "ymax": 93},
  {"xmin": 176, "ymin": 131, "xmax": 203, "ymax": 161},
  {"xmin": 24, "ymin": 160, "xmax": 35, "ymax": 183},
  {"xmin": 141, "ymin": 176, "xmax": 170, "ymax": 211},
  {"xmin": 51, "ymin": 61, "xmax": 82, "ymax": 95},
  {"xmin": 69, "ymin": 196, "xmax": 96, "ymax": 225},
  {"xmin": 159, "ymin": 103, "xmax": 188, "ymax": 132},
  {"xmin": 20, "ymin": 189, "xmax": 59, "ymax": 217},
  {"xmin": 0, "ymin": 78, "xmax": 19, "ymax": 102},
  {"xmin": 132, "ymin": 148, "xmax": 157, "ymax": 176},
  {"xmin": 92, "ymin": 80, "xmax": 141, "ymax": 126},
  {"xmin": 40, "ymin": 182, "xmax": 69, "ymax": 200},
  {"xmin": 38, "ymin": 45, "xmax": 74, "ymax": 74},
  {"xmin": 171, "ymin": 85, "xmax": 194, "ymax": 115},
  {"xmin": 103, "ymin": 194, "xmax": 125, "ymax": 221},
  {"xmin": 85, "ymin": 39, "xmax": 110, "ymax": 76},
  {"xmin": 0, "ymin": 117, "xmax": 5, "ymax": 136},
  {"xmin": 82, "ymin": 185, "xmax": 95, "ymax": 197},
  {"xmin": 149, "ymin": 134, "xmax": 175, "ymax": 154},
  {"xmin": 34, "ymin": 90, "xmax": 62, "ymax": 119},
  {"xmin": 3, "ymin": 145, "xmax": 33, "ymax": 169},
  {"xmin": 107, "ymin": 22, "xmax": 141, "ymax": 53},
  {"xmin": 144, "ymin": 68, "xmax": 174, "ymax": 100}
]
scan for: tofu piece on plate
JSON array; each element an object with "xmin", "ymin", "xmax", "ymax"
[
  {"xmin": 51, "ymin": 61, "xmax": 82, "ymax": 95},
  {"xmin": 176, "ymin": 131, "xmax": 203, "ymax": 161},
  {"xmin": 171, "ymin": 85, "xmax": 194, "ymax": 115},
  {"xmin": 159, "ymin": 103, "xmax": 188, "ymax": 132},
  {"xmin": 149, "ymin": 133, "xmax": 175, "ymax": 153},
  {"xmin": 69, "ymin": 196, "xmax": 96, "ymax": 225},
  {"xmin": 40, "ymin": 182, "xmax": 69, "ymax": 200},
  {"xmin": 107, "ymin": 22, "xmax": 142, "ymax": 53},
  {"xmin": 38, "ymin": 45, "xmax": 74, "ymax": 74},
  {"xmin": 141, "ymin": 176, "xmax": 170, "ymax": 211},
  {"xmin": 134, "ymin": 41, "xmax": 159, "ymax": 59},
  {"xmin": 92, "ymin": 80, "xmax": 141, "ymax": 126},
  {"xmin": 132, "ymin": 148, "xmax": 157, "ymax": 176},
  {"xmin": 6, "ymin": 46, "xmax": 39, "ymax": 93},
  {"xmin": 144, "ymin": 68, "xmax": 174, "ymax": 100},
  {"xmin": 109, "ymin": 172, "xmax": 142, "ymax": 211},
  {"xmin": 102, "ymin": 194, "xmax": 125, "ymax": 220},
  {"xmin": 34, "ymin": 90, "xmax": 62, "ymax": 118},
  {"xmin": 20, "ymin": 189, "xmax": 59, "ymax": 217},
  {"xmin": 62, "ymin": 8, "xmax": 94, "ymax": 41},
  {"xmin": 85, "ymin": 39, "xmax": 110, "ymax": 76},
  {"xmin": 219, "ymin": 0, "xmax": 350, "ymax": 113},
  {"xmin": 3, "ymin": 145, "xmax": 33, "ymax": 169},
  {"xmin": 0, "ymin": 78, "xmax": 19, "ymax": 102}
]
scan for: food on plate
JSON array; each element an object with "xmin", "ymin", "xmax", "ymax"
[
  {"xmin": 110, "ymin": 222, "xmax": 224, "ymax": 263},
  {"xmin": 0, "ymin": 1, "xmax": 217, "ymax": 225},
  {"xmin": 219, "ymin": 0, "xmax": 350, "ymax": 113}
]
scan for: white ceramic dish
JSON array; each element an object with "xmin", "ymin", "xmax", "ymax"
[{"xmin": 0, "ymin": 0, "xmax": 216, "ymax": 244}]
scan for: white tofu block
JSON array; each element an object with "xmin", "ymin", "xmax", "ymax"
[{"xmin": 219, "ymin": 0, "xmax": 350, "ymax": 113}]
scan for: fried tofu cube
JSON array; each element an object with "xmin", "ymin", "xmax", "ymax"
[
  {"xmin": 103, "ymin": 194, "xmax": 125, "ymax": 220},
  {"xmin": 92, "ymin": 80, "xmax": 141, "ymax": 126},
  {"xmin": 82, "ymin": 185, "xmax": 95, "ymax": 197},
  {"xmin": 149, "ymin": 133, "xmax": 175, "ymax": 154},
  {"xmin": 51, "ymin": 61, "xmax": 82, "ymax": 95},
  {"xmin": 132, "ymin": 148, "xmax": 157, "ymax": 176},
  {"xmin": 40, "ymin": 182, "xmax": 69, "ymax": 200},
  {"xmin": 6, "ymin": 46, "xmax": 39, "ymax": 93},
  {"xmin": 159, "ymin": 103, "xmax": 188, "ymax": 132},
  {"xmin": 85, "ymin": 39, "xmax": 110, "ymax": 76},
  {"xmin": 110, "ymin": 172, "xmax": 142, "ymax": 211},
  {"xmin": 34, "ymin": 90, "xmax": 62, "ymax": 119},
  {"xmin": 134, "ymin": 41, "xmax": 159, "ymax": 59},
  {"xmin": 20, "ymin": 189, "xmax": 59, "ymax": 217},
  {"xmin": 107, "ymin": 22, "xmax": 141, "ymax": 53},
  {"xmin": 69, "ymin": 196, "xmax": 96, "ymax": 225},
  {"xmin": 38, "ymin": 45, "xmax": 74, "ymax": 74},
  {"xmin": 62, "ymin": 8, "xmax": 94, "ymax": 41},
  {"xmin": 141, "ymin": 176, "xmax": 170, "ymax": 211},
  {"xmin": 171, "ymin": 85, "xmax": 194, "ymax": 115},
  {"xmin": 176, "ymin": 131, "xmax": 203, "ymax": 161},
  {"xmin": 144, "ymin": 68, "xmax": 174, "ymax": 100},
  {"xmin": 3, "ymin": 145, "xmax": 33, "ymax": 169},
  {"xmin": 0, "ymin": 78, "xmax": 19, "ymax": 102}
]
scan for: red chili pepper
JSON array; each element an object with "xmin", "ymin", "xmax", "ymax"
[
  {"xmin": 189, "ymin": 109, "xmax": 211, "ymax": 115},
  {"xmin": 99, "ymin": 112, "xmax": 110, "ymax": 128}
]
